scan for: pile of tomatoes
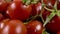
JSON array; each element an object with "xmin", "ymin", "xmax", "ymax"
[{"xmin": 0, "ymin": 0, "xmax": 60, "ymax": 34}]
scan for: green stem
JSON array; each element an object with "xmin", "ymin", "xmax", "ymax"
[
  {"xmin": 39, "ymin": 0, "xmax": 45, "ymax": 23},
  {"xmin": 56, "ymin": 10, "xmax": 60, "ymax": 17},
  {"xmin": 43, "ymin": 12, "xmax": 56, "ymax": 27},
  {"xmin": 31, "ymin": 0, "xmax": 39, "ymax": 4},
  {"xmin": 53, "ymin": 1, "xmax": 57, "ymax": 11},
  {"xmin": 44, "ymin": 7, "xmax": 54, "ymax": 12}
]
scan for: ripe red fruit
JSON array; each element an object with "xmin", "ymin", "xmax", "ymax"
[
  {"xmin": 31, "ymin": 2, "xmax": 42, "ymax": 16},
  {"xmin": 57, "ymin": 31, "xmax": 60, "ymax": 34},
  {"xmin": 13, "ymin": 0, "xmax": 22, "ymax": 1},
  {"xmin": 0, "ymin": 19, "xmax": 10, "ymax": 33},
  {"xmin": 43, "ymin": 0, "xmax": 56, "ymax": 9},
  {"xmin": 0, "ymin": 13, "xmax": 4, "ymax": 21},
  {"xmin": 0, "ymin": 1, "xmax": 9, "ymax": 12},
  {"xmin": 26, "ymin": 20, "xmax": 43, "ymax": 34},
  {"xmin": 45, "ymin": 15, "xmax": 60, "ymax": 34},
  {"xmin": 1, "ymin": 20, "xmax": 27, "ymax": 34},
  {"xmin": 57, "ymin": 0, "xmax": 60, "ymax": 10},
  {"xmin": 6, "ymin": 1, "xmax": 32, "ymax": 21}
]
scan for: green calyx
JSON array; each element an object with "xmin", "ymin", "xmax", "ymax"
[{"xmin": 43, "ymin": 1, "xmax": 59, "ymax": 27}]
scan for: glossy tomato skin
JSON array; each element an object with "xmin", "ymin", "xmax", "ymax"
[
  {"xmin": 0, "ymin": 1, "xmax": 9, "ymax": 12},
  {"xmin": 0, "ymin": 13, "xmax": 5, "ymax": 21},
  {"xmin": 26, "ymin": 20, "xmax": 43, "ymax": 34},
  {"xmin": 31, "ymin": 2, "xmax": 42, "ymax": 16},
  {"xmin": 42, "ymin": 9, "xmax": 51, "ymax": 20},
  {"xmin": 43, "ymin": 0, "xmax": 56, "ymax": 9},
  {"xmin": 1, "ymin": 20, "xmax": 27, "ymax": 34},
  {"xmin": 0, "ymin": 19, "xmax": 10, "ymax": 33},
  {"xmin": 6, "ymin": 1, "xmax": 32, "ymax": 21},
  {"xmin": 45, "ymin": 15, "xmax": 60, "ymax": 34}
]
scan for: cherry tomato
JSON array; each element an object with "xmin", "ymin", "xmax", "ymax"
[
  {"xmin": 57, "ymin": 31, "xmax": 60, "ymax": 34},
  {"xmin": 6, "ymin": 1, "xmax": 32, "ymax": 21},
  {"xmin": 31, "ymin": 2, "xmax": 42, "ymax": 16},
  {"xmin": 0, "ymin": 19, "xmax": 10, "ymax": 33},
  {"xmin": 0, "ymin": 1, "xmax": 9, "ymax": 12},
  {"xmin": 42, "ymin": 9, "xmax": 51, "ymax": 20},
  {"xmin": 43, "ymin": 0, "xmax": 56, "ymax": 9},
  {"xmin": 45, "ymin": 15, "xmax": 60, "ymax": 34},
  {"xmin": 26, "ymin": 20, "xmax": 43, "ymax": 34},
  {"xmin": 1, "ymin": 20, "xmax": 27, "ymax": 34},
  {"xmin": 0, "ymin": 13, "xmax": 4, "ymax": 21}
]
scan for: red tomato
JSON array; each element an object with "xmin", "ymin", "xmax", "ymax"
[
  {"xmin": 1, "ymin": 20, "xmax": 27, "ymax": 34},
  {"xmin": 0, "ymin": 1, "xmax": 9, "ymax": 12},
  {"xmin": 57, "ymin": 31, "xmax": 60, "ymax": 34},
  {"xmin": 0, "ymin": 13, "xmax": 4, "ymax": 21},
  {"xmin": 26, "ymin": 20, "xmax": 43, "ymax": 34},
  {"xmin": 45, "ymin": 15, "xmax": 60, "ymax": 34},
  {"xmin": 6, "ymin": 1, "xmax": 32, "ymax": 21},
  {"xmin": 43, "ymin": 0, "xmax": 56, "ymax": 9},
  {"xmin": 57, "ymin": 0, "xmax": 60, "ymax": 10},
  {"xmin": 13, "ymin": 0, "xmax": 22, "ymax": 1},
  {"xmin": 31, "ymin": 2, "xmax": 42, "ymax": 16}
]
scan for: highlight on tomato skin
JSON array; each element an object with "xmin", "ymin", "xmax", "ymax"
[
  {"xmin": 31, "ymin": 2, "xmax": 42, "ymax": 16},
  {"xmin": 6, "ymin": 1, "xmax": 32, "ymax": 21},
  {"xmin": 1, "ymin": 20, "xmax": 27, "ymax": 34},
  {"xmin": 26, "ymin": 20, "xmax": 43, "ymax": 34}
]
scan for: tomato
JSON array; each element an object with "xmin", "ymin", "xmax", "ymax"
[
  {"xmin": 57, "ymin": 0, "xmax": 60, "ymax": 10},
  {"xmin": 0, "ymin": 1, "xmax": 9, "ymax": 12},
  {"xmin": 13, "ymin": 0, "xmax": 22, "ymax": 1},
  {"xmin": 26, "ymin": 20, "xmax": 43, "ymax": 34},
  {"xmin": 0, "ymin": 19, "xmax": 10, "ymax": 33},
  {"xmin": 43, "ymin": 0, "xmax": 56, "ymax": 9},
  {"xmin": 1, "ymin": 20, "xmax": 27, "ymax": 34},
  {"xmin": 57, "ymin": 31, "xmax": 60, "ymax": 34},
  {"xmin": 45, "ymin": 15, "xmax": 60, "ymax": 34},
  {"xmin": 6, "ymin": 1, "xmax": 32, "ymax": 21},
  {"xmin": 31, "ymin": 2, "xmax": 42, "ymax": 16},
  {"xmin": 0, "ymin": 13, "xmax": 4, "ymax": 21}
]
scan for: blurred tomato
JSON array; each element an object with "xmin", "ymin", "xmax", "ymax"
[
  {"xmin": 6, "ymin": 1, "xmax": 32, "ymax": 21},
  {"xmin": 26, "ymin": 20, "xmax": 43, "ymax": 34},
  {"xmin": 31, "ymin": 2, "xmax": 42, "ymax": 16}
]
